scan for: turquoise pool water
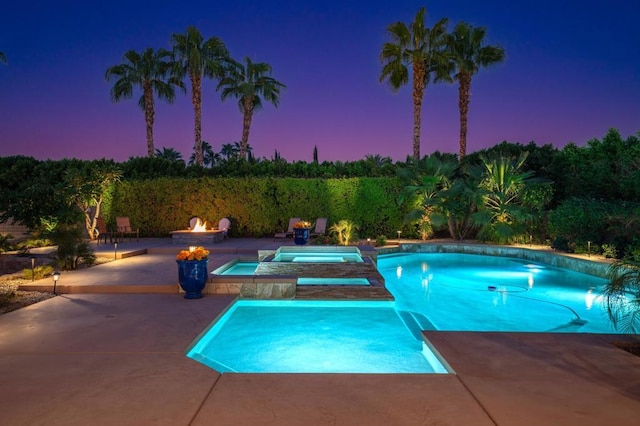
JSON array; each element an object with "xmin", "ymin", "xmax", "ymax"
[
  {"xmin": 187, "ymin": 300, "xmax": 448, "ymax": 374},
  {"xmin": 218, "ymin": 261, "xmax": 258, "ymax": 275},
  {"xmin": 379, "ymin": 253, "xmax": 614, "ymax": 333},
  {"xmin": 190, "ymin": 251, "xmax": 619, "ymax": 374}
]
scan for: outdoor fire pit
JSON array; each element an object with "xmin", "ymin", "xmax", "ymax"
[{"xmin": 170, "ymin": 218, "xmax": 225, "ymax": 245}]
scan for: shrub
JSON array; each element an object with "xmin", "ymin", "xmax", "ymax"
[
  {"xmin": 602, "ymin": 244, "xmax": 618, "ymax": 259},
  {"xmin": 22, "ymin": 265, "xmax": 54, "ymax": 281},
  {"xmin": 375, "ymin": 235, "xmax": 387, "ymax": 247},
  {"xmin": 0, "ymin": 282, "xmax": 18, "ymax": 305},
  {"xmin": 330, "ymin": 220, "xmax": 358, "ymax": 246}
]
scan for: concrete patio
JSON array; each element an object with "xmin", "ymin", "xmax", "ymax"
[{"xmin": 1, "ymin": 239, "xmax": 639, "ymax": 425}]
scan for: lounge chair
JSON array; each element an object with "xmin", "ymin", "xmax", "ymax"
[
  {"xmin": 116, "ymin": 216, "xmax": 139, "ymax": 242},
  {"xmin": 218, "ymin": 217, "xmax": 231, "ymax": 239},
  {"xmin": 95, "ymin": 217, "xmax": 113, "ymax": 244},
  {"xmin": 274, "ymin": 217, "xmax": 300, "ymax": 239},
  {"xmin": 310, "ymin": 217, "xmax": 328, "ymax": 237}
]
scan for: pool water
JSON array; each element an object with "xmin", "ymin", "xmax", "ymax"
[
  {"xmin": 379, "ymin": 253, "xmax": 614, "ymax": 333},
  {"xmin": 189, "ymin": 251, "xmax": 620, "ymax": 374},
  {"xmin": 218, "ymin": 261, "xmax": 258, "ymax": 275},
  {"xmin": 187, "ymin": 300, "xmax": 448, "ymax": 374}
]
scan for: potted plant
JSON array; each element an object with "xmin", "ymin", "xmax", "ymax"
[
  {"xmin": 176, "ymin": 246, "xmax": 210, "ymax": 299},
  {"xmin": 293, "ymin": 220, "xmax": 312, "ymax": 245}
]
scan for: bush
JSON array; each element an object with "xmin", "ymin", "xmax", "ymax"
[
  {"xmin": 22, "ymin": 265, "xmax": 54, "ymax": 281},
  {"xmin": 602, "ymin": 244, "xmax": 618, "ymax": 259},
  {"xmin": 0, "ymin": 282, "xmax": 18, "ymax": 305},
  {"xmin": 375, "ymin": 235, "xmax": 387, "ymax": 247}
]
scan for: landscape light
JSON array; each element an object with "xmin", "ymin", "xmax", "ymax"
[
  {"xmin": 31, "ymin": 257, "xmax": 36, "ymax": 281},
  {"xmin": 52, "ymin": 271, "xmax": 60, "ymax": 295}
]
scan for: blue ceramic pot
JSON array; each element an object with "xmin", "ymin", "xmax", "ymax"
[
  {"xmin": 293, "ymin": 228, "xmax": 310, "ymax": 245},
  {"xmin": 176, "ymin": 259, "xmax": 209, "ymax": 299}
]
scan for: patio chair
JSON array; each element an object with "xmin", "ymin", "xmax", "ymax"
[
  {"xmin": 116, "ymin": 216, "xmax": 139, "ymax": 242},
  {"xmin": 95, "ymin": 217, "xmax": 112, "ymax": 244},
  {"xmin": 310, "ymin": 217, "xmax": 328, "ymax": 238},
  {"xmin": 218, "ymin": 217, "xmax": 231, "ymax": 239},
  {"xmin": 274, "ymin": 217, "xmax": 300, "ymax": 239}
]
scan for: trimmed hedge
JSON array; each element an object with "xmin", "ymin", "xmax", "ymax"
[{"xmin": 106, "ymin": 177, "xmax": 409, "ymax": 238}]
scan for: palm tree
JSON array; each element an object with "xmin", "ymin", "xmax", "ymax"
[
  {"xmin": 0, "ymin": 51, "xmax": 7, "ymax": 65},
  {"xmin": 188, "ymin": 141, "xmax": 219, "ymax": 167},
  {"xmin": 218, "ymin": 57, "xmax": 285, "ymax": 159},
  {"xmin": 379, "ymin": 7, "xmax": 450, "ymax": 160},
  {"xmin": 220, "ymin": 143, "xmax": 237, "ymax": 160},
  {"xmin": 448, "ymin": 22, "xmax": 505, "ymax": 159},
  {"xmin": 105, "ymin": 48, "xmax": 183, "ymax": 157},
  {"xmin": 155, "ymin": 147, "xmax": 184, "ymax": 162},
  {"xmin": 473, "ymin": 153, "xmax": 534, "ymax": 243},
  {"xmin": 171, "ymin": 26, "xmax": 229, "ymax": 166},
  {"xmin": 604, "ymin": 258, "xmax": 640, "ymax": 333}
]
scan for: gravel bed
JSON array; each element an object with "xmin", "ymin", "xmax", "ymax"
[{"xmin": 0, "ymin": 256, "xmax": 114, "ymax": 315}]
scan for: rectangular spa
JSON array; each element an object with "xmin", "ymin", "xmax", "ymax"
[
  {"xmin": 266, "ymin": 246, "xmax": 365, "ymax": 263},
  {"xmin": 187, "ymin": 300, "xmax": 450, "ymax": 374}
]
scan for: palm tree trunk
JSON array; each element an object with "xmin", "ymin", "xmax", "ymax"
[
  {"xmin": 412, "ymin": 63, "xmax": 426, "ymax": 160},
  {"xmin": 240, "ymin": 98, "xmax": 254, "ymax": 160},
  {"xmin": 458, "ymin": 72, "xmax": 471, "ymax": 160},
  {"xmin": 191, "ymin": 73, "xmax": 203, "ymax": 166},
  {"xmin": 143, "ymin": 83, "xmax": 155, "ymax": 157}
]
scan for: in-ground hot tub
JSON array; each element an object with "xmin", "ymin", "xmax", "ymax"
[{"xmin": 264, "ymin": 246, "xmax": 365, "ymax": 263}]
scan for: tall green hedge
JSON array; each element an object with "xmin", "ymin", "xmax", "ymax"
[{"xmin": 106, "ymin": 177, "xmax": 409, "ymax": 238}]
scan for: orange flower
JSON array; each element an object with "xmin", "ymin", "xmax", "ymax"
[
  {"xmin": 293, "ymin": 220, "xmax": 312, "ymax": 229},
  {"xmin": 176, "ymin": 246, "xmax": 210, "ymax": 261}
]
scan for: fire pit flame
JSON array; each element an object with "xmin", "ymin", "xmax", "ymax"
[{"xmin": 191, "ymin": 218, "xmax": 207, "ymax": 232}]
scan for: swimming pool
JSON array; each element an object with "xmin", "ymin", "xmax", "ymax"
[
  {"xmin": 187, "ymin": 300, "xmax": 449, "ymax": 374},
  {"xmin": 189, "ymin": 250, "xmax": 619, "ymax": 374},
  {"xmin": 379, "ymin": 252, "xmax": 614, "ymax": 333}
]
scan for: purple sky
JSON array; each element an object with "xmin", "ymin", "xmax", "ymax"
[{"xmin": 1, "ymin": 0, "xmax": 638, "ymax": 163}]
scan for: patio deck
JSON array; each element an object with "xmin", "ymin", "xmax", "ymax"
[{"xmin": 1, "ymin": 238, "xmax": 639, "ymax": 425}]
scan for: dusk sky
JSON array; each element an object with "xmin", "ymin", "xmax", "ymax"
[{"xmin": 1, "ymin": 0, "xmax": 638, "ymax": 163}]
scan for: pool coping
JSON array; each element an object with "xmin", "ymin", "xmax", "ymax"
[{"xmin": 378, "ymin": 241, "xmax": 613, "ymax": 278}]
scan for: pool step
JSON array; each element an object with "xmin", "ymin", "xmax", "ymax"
[{"xmin": 396, "ymin": 310, "xmax": 437, "ymax": 340}]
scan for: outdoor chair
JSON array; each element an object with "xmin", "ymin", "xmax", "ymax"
[
  {"xmin": 218, "ymin": 217, "xmax": 231, "ymax": 239},
  {"xmin": 310, "ymin": 217, "xmax": 328, "ymax": 238},
  {"xmin": 116, "ymin": 216, "xmax": 139, "ymax": 242},
  {"xmin": 95, "ymin": 217, "xmax": 113, "ymax": 244},
  {"xmin": 274, "ymin": 217, "xmax": 300, "ymax": 239}
]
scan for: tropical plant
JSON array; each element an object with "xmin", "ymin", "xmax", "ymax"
[
  {"xmin": 379, "ymin": 7, "xmax": 451, "ymax": 160},
  {"xmin": 218, "ymin": 57, "xmax": 285, "ymax": 159},
  {"xmin": 400, "ymin": 156, "xmax": 458, "ymax": 239},
  {"xmin": 473, "ymin": 153, "xmax": 537, "ymax": 243},
  {"xmin": 154, "ymin": 147, "xmax": 184, "ymax": 162},
  {"xmin": 171, "ymin": 26, "xmax": 229, "ymax": 166},
  {"xmin": 447, "ymin": 22, "xmax": 505, "ymax": 159},
  {"xmin": 188, "ymin": 141, "xmax": 219, "ymax": 167},
  {"xmin": 603, "ymin": 258, "xmax": 640, "ymax": 333},
  {"xmin": 330, "ymin": 220, "xmax": 358, "ymax": 246},
  {"xmin": 105, "ymin": 48, "xmax": 184, "ymax": 157},
  {"xmin": 220, "ymin": 142, "xmax": 238, "ymax": 160},
  {"xmin": 47, "ymin": 223, "xmax": 96, "ymax": 270}
]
